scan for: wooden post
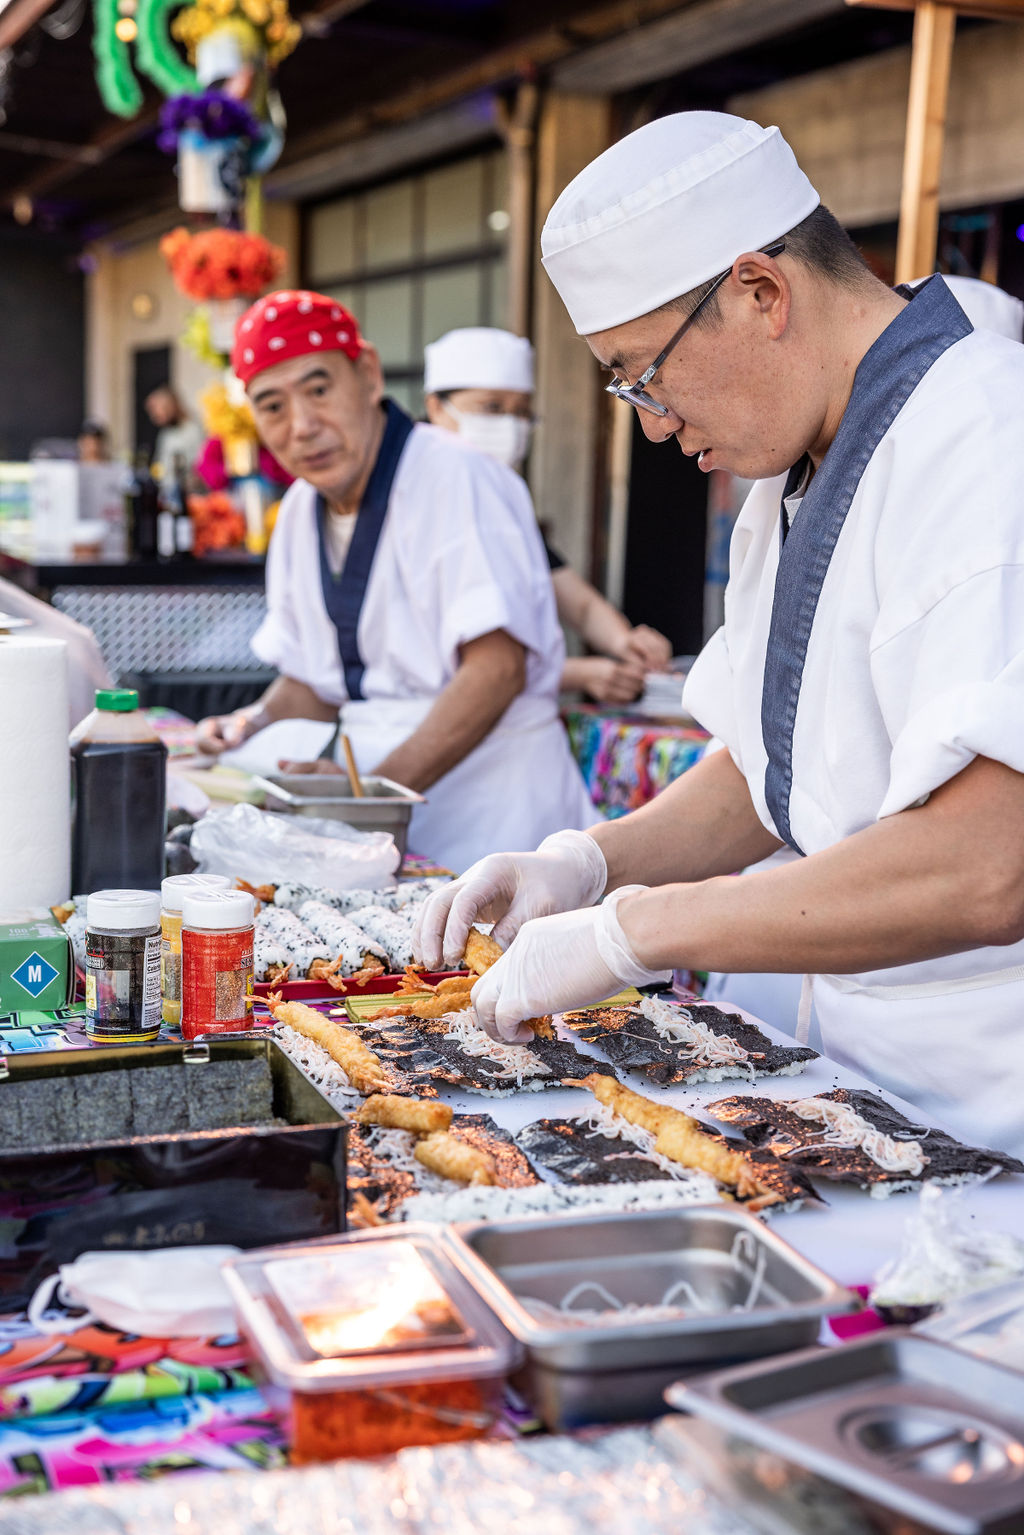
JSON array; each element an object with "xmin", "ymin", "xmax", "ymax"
[
  {"xmin": 497, "ymin": 80, "xmax": 540, "ymax": 338},
  {"xmin": 894, "ymin": 0, "xmax": 956, "ymax": 283}
]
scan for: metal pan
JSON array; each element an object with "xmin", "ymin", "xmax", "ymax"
[
  {"xmin": 666, "ymin": 1330, "xmax": 1024, "ymax": 1535},
  {"xmin": 443, "ymin": 1206, "xmax": 856, "ymax": 1429},
  {"xmin": 252, "ymin": 773, "xmax": 425, "ymax": 857}
]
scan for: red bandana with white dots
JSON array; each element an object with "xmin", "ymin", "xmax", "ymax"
[{"xmin": 231, "ymin": 290, "xmax": 364, "ymax": 386}]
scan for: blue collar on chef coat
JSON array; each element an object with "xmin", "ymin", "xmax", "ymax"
[{"xmin": 761, "ymin": 276, "xmax": 973, "ymax": 853}]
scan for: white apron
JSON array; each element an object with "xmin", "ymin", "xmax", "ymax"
[
  {"xmin": 249, "ymin": 408, "xmax": 597, "ymax": 872},
  {"xmin": 343, "ymin": 694, "xmax": 596, "ymax": 873}
]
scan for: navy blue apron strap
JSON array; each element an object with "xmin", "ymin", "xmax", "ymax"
[
  {"xmin": 761, "ymin": 276, "xmax": 973, "ymax": 852},
  {"xmin": 317, "ymin": 398, "xmax": 415, "ymax": 702}
]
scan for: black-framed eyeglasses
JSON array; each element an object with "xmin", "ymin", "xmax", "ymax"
[{"xmin": 604, "ymin": 240, "xmax": 787, "ymax": 417}]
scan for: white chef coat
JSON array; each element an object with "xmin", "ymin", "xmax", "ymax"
[
  {"xmin": 684, "ymin": 317, "xmax": 1024, "ymax": 1155},
  {"xmin": 250, "ymin": 419, "xmax": 596, "ymax": 871}
]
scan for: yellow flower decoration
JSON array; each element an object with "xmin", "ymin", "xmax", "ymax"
[
  {"xmin": 200, "ymin": 382, "xmax": 259, "ymax": 443},
  {"xmin": 171, "ymin": 0, "xmax": 301, "ymax": 66}
]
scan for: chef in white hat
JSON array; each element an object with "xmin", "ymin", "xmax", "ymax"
[
  {"xmin": 417, "ymin": 111, "xmax": 1024, "ymax": 1156},
  {"xmin": 424, "ymin": 326, "xmax": 672, "ymax": 704}
]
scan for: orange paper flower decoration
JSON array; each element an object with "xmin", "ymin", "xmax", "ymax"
[
  {"xmin": 160, "ymin": 226, "xmax": 286, "ymax": 302},
  {"xmin": 187, "ymin": 490, "xmax": 247, "ymax": 556}
]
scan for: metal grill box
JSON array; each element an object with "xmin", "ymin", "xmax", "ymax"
[{"xmin": 0, "ymin": 1036, "xmax": 347, "ymax": 1309}]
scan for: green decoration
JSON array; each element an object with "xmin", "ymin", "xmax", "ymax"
[
  {"xmin": 92, "ymin": 0, "xmax": 143, "ymax": 118},
  {"xmin": 136, "ymin": 0, "xmax": 198, "ymax": 97}
]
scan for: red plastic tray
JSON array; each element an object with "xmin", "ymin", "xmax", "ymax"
[{"xmin": 253, "ymin": 969, "xmax": 469, "ymax": 1002}]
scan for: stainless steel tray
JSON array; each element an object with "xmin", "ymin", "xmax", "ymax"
[
  {"xmin": 667, "ymin": 1330, "xmax": 1024, "ymax": 1535},
  {"xmin": 253, "ymin": 773, "xmax": 425, "ymax": 857},
  {"xmin": 443, "ymin": 1207, "xmax": 856, "ymax": 1430}
]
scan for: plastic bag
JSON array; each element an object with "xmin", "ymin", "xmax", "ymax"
[
  {"xmin": 871, "ymin": 1181, "xmax": 1024, "ymax": 1315},
  {"xmin": 27, "ymin": 1246, "xmax": 241, "ymax": 1338},
  {"xmin": 190, "ymin": 801, "xmax": 400, "ymax": 890}
]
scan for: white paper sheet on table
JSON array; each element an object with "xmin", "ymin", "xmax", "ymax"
[{"xmin": 326, "ymin": 1000, "xmax": 1024, "ymax": 1292}]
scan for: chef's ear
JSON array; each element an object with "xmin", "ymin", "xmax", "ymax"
[
  {"xmin": 732, "ymin": 250, "xmax": 790, "ymax": 341},
  {"xmin": 355, "ymin": 342, "xmax": 385, "ymax": 405}
]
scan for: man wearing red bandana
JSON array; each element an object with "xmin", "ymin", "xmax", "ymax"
[{"xmin": 195, "ymin": 290, "xmax": 595, "ymax": 870}]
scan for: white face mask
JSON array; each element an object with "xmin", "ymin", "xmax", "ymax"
[{"xmin": 446, "ymin": 406, "xmax": 533, "ymax": 470}]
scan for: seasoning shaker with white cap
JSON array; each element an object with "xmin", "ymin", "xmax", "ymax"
[
  {"xmin": 85, "ymin": 889, "xmax": 162, "ymax": 1044},
  {"xmin": 160, "ymin": 873, "xmax": 233, "ymax": 1027},
  {"xmin": 180, "ymin": 888, "xmax": 255, "ymax": 1040}
]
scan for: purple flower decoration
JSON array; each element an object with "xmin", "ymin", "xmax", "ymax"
[{"xmin": 158, "ymin": 91, "xmax": 262, "ymax": 153}]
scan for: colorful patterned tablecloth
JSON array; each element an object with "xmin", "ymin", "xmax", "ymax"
[
  {"xmin": 0, "ymin": 1317, "xmax": 284, "ymax": 1496},
  {"xmin": 564, "ymin": 706, "xmax": 709, "ymax": 818}
]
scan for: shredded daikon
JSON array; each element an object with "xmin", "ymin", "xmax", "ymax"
[
  {"xmin": 638, "ymin": 996, "xmax": 755, "ymax": 1075},
  {"xmin": 441, "ymin": 1012, "xmax": 552, "ymax": 1086},
  {"xmin": 789, "ymin": 1097, "xmax": 928, "ymax": 1176},
  {"xmin": 518, "ymin": 1229, "xmax": 772, "ymax": 1329},
  {"xmin": 272, "ymin": 1023, "xmax": 363, "ymax": 1111}
]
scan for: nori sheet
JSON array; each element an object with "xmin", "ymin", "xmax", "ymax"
[
  {"xmin": 346, "ymin": 1111, "xmax": 538, "ymax": 1222},
  {"xmin": 357, "ymin": 1015, "xmax": 615, "ymax": 1095},
  {"xmin": 516, "ymin": 1118, "xmax": 676, "ymax": 1186},
  {"xmin": 708, "ymin": 1087, "xmax": 1024, "ymax": 1189},
  {"xmin": 560, "ymin": 1003, "xmax": 817, "ymax": 1086},
  {"xmin": 448, "ymin": 1113, "xmax": 539, "ymax": 1188},
  {"xmin": 515, "ymin": 1115, "xmax": 819, "ymax": 1211},
  {"xmin": 346, "ymin": 1124, "xmax": 417, "ymax": 1219}
]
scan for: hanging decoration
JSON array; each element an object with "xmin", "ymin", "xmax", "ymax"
[
  {"xmin": 92, "ymin": 0, "xmax": 197, "ymax": 119},
  {"xmin": 158, "ymin": 88, "xmax": 264, "ymax": 213},
  {"xmin": 159, "ymin": 226, "xmax": 286, "ymax": 301},
  {"xmin": 171, "ymin": 0, "xmax": 301, "ymax": 73}
]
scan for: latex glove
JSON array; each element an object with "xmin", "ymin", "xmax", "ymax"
[
  {"xmin": 471, "ymin": 886, "xmax": 672, "ymax": 1042},
  {"xmin": 413, "ymin": 829, "xmax": 607, "ymax": 972},
  {"xmin": 622, "ymin": 624, "xmax": 673, "ymax": 672}
]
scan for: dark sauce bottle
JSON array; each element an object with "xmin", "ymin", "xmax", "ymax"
[{"xmin": 70, "ymin": 689, "xmax": 168, "ymax": 894}]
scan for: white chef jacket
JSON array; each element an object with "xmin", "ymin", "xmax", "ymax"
[
  {"xmin": 685, "ymin": 314, "xmax": 1024, "ymax": 1155},
  {"xmin": 250, "ymin": 419, "xmax": 595, "ymax": 871}
]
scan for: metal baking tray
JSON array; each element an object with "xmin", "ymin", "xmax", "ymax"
[
  {"xmin": 443, "ymin": 1207, "xmax": 856, "ymax": 1430},
  {"xmin": 666, "ymin": 1330, "xmax": 1024, "ymax": 1535},
  {"xmin": 252, "ymin": 773, "xmax": 425, "ymax": 857},
  {"xmin": 0, "ymin": 1036, "xmax": 348, "ymax": 1308}
]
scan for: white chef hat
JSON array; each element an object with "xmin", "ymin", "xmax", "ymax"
[
  {"xmin": 914, "ymin": 274, "xmax": 1024, "ymax": 342},
  {"xmin": 423, "ymin": 327, "xmax": 534, "ymax": 394},
  {"xmin": 541, "ymin": 111, "xmax": 820, "ymax": 336}
]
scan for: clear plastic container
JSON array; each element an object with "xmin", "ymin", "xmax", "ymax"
[
  {"xmin": 222, "ymin": 1227, "xmax": 521, "ymax": 1463},
  {"xmin": 160, "ymin": 872, "xmax": 231, "ymax": 1026}
]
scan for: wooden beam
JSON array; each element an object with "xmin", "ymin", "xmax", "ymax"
[
  {"xmin": 272, "ymin": 0, "xmax": 693, "ymax": 169},
  {"xmin": 847, "ymin": 0, "xmax": 1024, "ymax": 17},
  {"xmin": 554, "ymin": 0, "xmax": 844, "ymax": 94},
  {"xmin": 894, "ymin": 0, "xmax": 956, "ymax": 283},
  {"xmin": 2, "ymin": 109, "xmax": 160, "ymax": 210}
]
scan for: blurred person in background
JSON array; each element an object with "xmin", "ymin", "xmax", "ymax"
[
  {"xmin": 424, "ymin": 327, "xmax": 672, "ymax": 705},
  {"xmin": 146, "ymin": 384, "xmax": 204, "ymax": 481},
  {"xmin": 77, "ymin": 420, "xmax": 111, "ymax": 462}
]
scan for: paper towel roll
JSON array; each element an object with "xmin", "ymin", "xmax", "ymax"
[{"xmin": 0, "ymin": 634, "xmax": 70, "ymax": 911}]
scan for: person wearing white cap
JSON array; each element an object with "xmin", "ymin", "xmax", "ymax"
[
  {"xmin": 416, "ymin": 111, "xmax": 1024, "ymax": 1156},
  {"xmin": 424, "ymin": 326, "xmax": 672, "ymax": 704}
]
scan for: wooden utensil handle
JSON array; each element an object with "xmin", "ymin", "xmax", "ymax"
[{"xmin": 340, "ymin": 732, "xmax": 365, "ymax": 797}]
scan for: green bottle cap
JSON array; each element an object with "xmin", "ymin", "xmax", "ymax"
[{"xmin": 95, "ymin": 689, "xmax": 139, "ymax": 712}]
